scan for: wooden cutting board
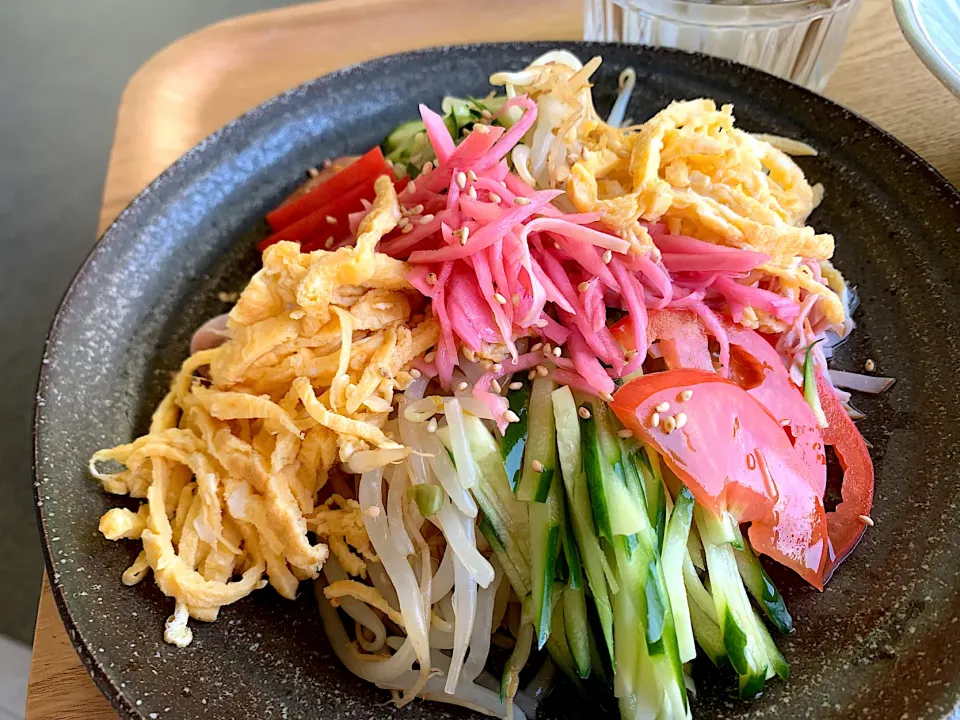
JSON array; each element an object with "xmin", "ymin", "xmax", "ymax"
[{"xmin": 26, "ymin": 0, "xmax": 960, "ymax": 718}]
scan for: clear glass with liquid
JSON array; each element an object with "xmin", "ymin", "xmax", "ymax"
[{"xmin": 584, "ymin": 0, "xmax": 862, "ymax": 91}]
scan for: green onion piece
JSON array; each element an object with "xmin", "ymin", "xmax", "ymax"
[
  {"xmin": 803, "ymin": 340, "xmax": 829, "ymax": 429},
  {"xmin": 407, "ymin": 484, "xmax": 444, "ymax": 517}
]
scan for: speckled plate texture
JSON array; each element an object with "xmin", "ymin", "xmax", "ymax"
[{"xmin": 34, "ymin": 42, "xmax": 960, "ymax": 720}]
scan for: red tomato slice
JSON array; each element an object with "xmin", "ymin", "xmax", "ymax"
[
  {"xmin": 816, "ymin": 370, "xmax": 875, "ymax": 580},
  {"xmin": 612, "ymin": 369, "xmax": 829, "ymax": 589},
  {"xmin": 612, "ymin": 310, "xmax": 827, "ymax": 494}
]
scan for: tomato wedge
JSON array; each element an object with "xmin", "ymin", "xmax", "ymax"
[
  {"xmin": 611, "ymin": 369, "xmax": 829, "ymax": 589},
  {"xmin": 612, "ymin": 310, "xmax": 827, "ymax": 495},
  {"xmin": 816, "ymin": 370, "xmax": 875, "ymax": 580}
]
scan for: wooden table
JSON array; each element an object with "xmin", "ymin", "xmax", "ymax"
[{"xmin": 25, "ymin": 0, "xmax": 960, "ymax": 717}]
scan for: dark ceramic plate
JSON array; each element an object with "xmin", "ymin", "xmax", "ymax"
[{"xmin": 34, "ymin": 42, "xmax": 960, "ymax": 720}]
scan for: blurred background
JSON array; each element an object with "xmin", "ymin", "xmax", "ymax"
[{"xmin": 0, "ymin": 2, "xmax": 297, "ymax": 716}]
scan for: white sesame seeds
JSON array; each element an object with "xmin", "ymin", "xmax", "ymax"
[
  {"xmin": 679, "ymin": 390, "xmax": 693, "ymax": 402},
  {"xmin": 528, "ymin": 370, "xmax": 537, "ymax": 380},
  {"xmin": 859, "ymin": 514, "xmax": 875, "ymax": 526},
  {"xmin": 458, "ymin": 227, "xmax": 470, "ymax": 245},
  {"xmin": 426, "ymin": 272, "xmax": 437, "ymax": 286},
  {"xmin": 462, "ymin": 127, "xmax": 471, "ymax": 137},
  {"xmin": 422, "ymin": 161, "xmax": 434, "ymax": 174},
  {"xmin": 675, "ymin": 412, "xmax": 688, "ymax": 429},
  {"xmin": 532, "ymin": 460, "xmax": 544, "ymax": 472},
  {"xmin": 656, "ymin": 401, "xmax": 671, "ymax": 413},
  {"xmin": 308, "ymin": 166, "xmax": 320, "ymax": 177},
  {"xmin": 456, "ymin": 171, "xmax": 467, "ymax": 189},
  {"xmin": 409, "ymin": 203, "xmax": 424, "ymax": 215},
  {"xmin": 424, "ymin": 351, "xmax": 437, "ymax": 363},
  {"xmin": 578, "ymin": 406, "xmax": 592, "ymax": 419},
  {"xmin": 650, "ymin": 412, "xmax": 660, "ymax": 428},
  {"xmin": 474, "ymin": 123, "xmax": 491, "ymax": 135},
  {"xmin": 323, "ymin": 158, "xmax": 333, "ymax": 169},
  {"xmin": 468, "ymin": 170, "xmax": 478, "ymax": 181},
  {"xmin": 426, "ymin": 417, "xmax": 438, "ymax": 433},
  {"xmin": 410, "ymin": 368, "xmax": 422, "ymax": 378},
  {"xmin": 491, "ymin": 379, "xmax": 502, "ymax": 393},
  {"xmin": 578, "ymin": 281, "xmax": 591, "ymax": 292},
  {"xmin": 602, "ymin": 250, "xmax": 613, "ymax": 264},
  {"xmin": 363, "ymin": 506, "xmax": 381, "ymax": 518},
  {"xmin": 542, "ymin": 343, "xmax": 552, "ymax": 355},
  {"xmin": 467, "ymin": 186, "xmax": 478, "ymax": 200},
  {"xmin": 401, "ymin": 224, "xmax": 414, "ymax": 234},
  {"xmin": 410, "ymin": 152, "xmax": 424, "ymax": 165},
  {"xmin": 531, "ymin": 342, "xmax": 544, "ymax": 353},
  {"xmin": 617, "ymin": 429, "xmax": 633, "ymax": 439},
  {"xmin": 457, "ymin": 381, "xmax": 469, "ymax": 392},
  {"xmin": 408, "ymin": 180, "xmax": 418, "ymax": 194},
  {"xmin": 324, "ymin": 236, "xmax": 335, "ymax": 249},
  {"xmin": 662, "ymin": 416, "xmax": 677, "ymax": 434},
  {"xmin": 600, "ymin": 392, "xmax": 614, "ymax": 403},
  {"xmin": 494, "ymin": 293, "xmax": 508, "ymax": 305},
  {"xmin": 490, "ymin": 193, "xmax": 502, "ymax": 204},
  {"xmin": 864, "ymin": 359, "xmax": 876, "ymax": 372},
  {"xmin": 553, "ymin": 346, "xmax": 562, "ymax": 357},
  {"xmin": 504, "ymin": 410, "xmax": 521, "ymax": 423},
  {"xmin": 492, "ymin": 363, "xmax": 503, "ymax": 373},
  {"xmin": 398, "ymin": 216, "xmax": 410, "ymax": 228},
  {"xmin": 536, "ymin": 365, "xmax": 549, "ymax": 377},
  {"xmin": 514, "ymin": 196, "xmax": 531, "ymax": 205},
  {"xmin": 420, "ymin": 214, "xmax": 435, "ymax": 225},
  {"xmin": 535, "ymin": 319, "xmax": 549, "ymax": 328},
  {"xmin": 481, "ymin": 109, "xmax": 493, "ymax": 119},
  {"xmin": 511, "ymin": 293, "xmax": 520, "ymax": 306},
  {"xmin": 325, "ymin": 215, "xmax": 337, "ymax": 225},
  {"xmin": 507, "ymin": 382, "xmax": 522, "ymax": 391}
]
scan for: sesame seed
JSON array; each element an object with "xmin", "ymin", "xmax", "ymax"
[
  {"xmin": 324, "ymin": 236, "xmax": 335, "ymax": 249},
  {"xmin": 398, "ymin": 216, "xmax": 410, "ymax": 228},
  {"xmin": 420, "ymin": 214, "xmax": 435, "ymax": 225},
  {"xmin": 462, "ymin": 127, "xmax": 471, "ymax": 137},
  {"xmin": 323, "ymin": 158, "xmax": 333, "ymax": 169},
  {"xmin": 864, "ymin": 359, "xmax": 875, "ymax": 372},
  {"xmin": 578, "ymin": 281, "xmax": 591, "ymax": 292},
  {"xmin": 662, "ymin": 416, "xmax": 676, "ymax": 434},
  {"xmin": 553, "ymin": 346, "xmax": 562, "ymax": 357},
  {"xmin": 578, "ymin": 406, "xmax": 591, "ymax": 419},
  {"xmin": 514, "ymin": 196, "xmax": 531, "ymax": 205},
  {"xmin": 567, "ymin": 152, "xmax": 579, "ymax": 165},
  {"xmin": 489, "ymin": 193, "xmax": 502, "ymax": 204},
  {"xmin": 325, "ymin": 215, "xmax": 337, "ymax": 225},
  {"xmin": 675, "ymin": 412, "xmax": 688, "ymax": 429},
  {"xmin": 500, "ymin": 180, "xmax": 508, "ymax": 188},
  {"xmin": 651, "ymin": 412, "xmax": 660, "ymax": 428},
  {"xmin": 457, "ymin": 381, "xmax": 469, "ymax": 391},
  {"xmin": 493, "ymin": 363, "xmax": 503, "ymax": 373},
  {"xmin": 402, "ymin": 224, "xmax": 414, "ymax": 234},
  {"xmin": 422, "ymin": 161, "xmax": 434, "ymax": 174},
  {"xmin": 602, "ymin": 250, "xmax": 613, "ymax": 264},
  {"xmin": 509, "ymin": 381, "xmax": 523, "ymax": 390},
  {"xmin": 409, "ymin": 204, "xmax": 424, "ymax": 215},
  {"xmin": 308, "ymin": 167, "xmax": 320, "ymax": 177},
  {"xmin": 456, "ymin": 171, "xmax": 467, "ymax": 189},
  {"xmin": 780, "ymin": 418, "xmax": 791, "ymax": 426},
  {"xmin": 542, "ymin": 343, "xmax": 553, "ymax": 355},
  {"xmin": 410, "ymin": 152, "xmax": 424, "ymax": 164},
  {"xmin": 624, "ymin": 349, "xmax": 638, "ymax": 360},
  {"xmin": 426, "ymin": 418, "xmax": 438, "ymax": 433},
  {"xmin": 426, "ymin": 272, "xmax": 437, "ymax": 286},
  {"xmin": 467, "ymin": 186, "xmax": 478, "ymax": 200},
  {"xmin": 363, "ymin": 506, "xmax": 381, "ymax": 518},
  {"xmin": 408, "ymin": 181, "xmax": 418, "ymax": 194},
  {"xmin": 679, "ymin": 390, "xmax": 693, "ymax": 402},
  {"xmin": 536, "ymin": 365, "xmax": 549, "ymax": 377},
  {"xmin": 528, "ymin": 370, "xmax": 537, "ymax": 380},
  {"xmin": 491, "ymin": 379, "xmax": 502, "ymax": 393},
  {"xmin": 424, "ymin": 351, "xmax": 437, "ymax": 363},
  {"xmin": 532, "ymin": 460, "xmax": 544, "ymax": 472},
  {"xmin": 859, "ymin": 514, "xmax": 875, "ymax": 526},
  {"xmin": 511, "ymin": 293, "xmax": 520, "ymax": 306},
  {"xmin": 467, "ymin": 170, "xmax": 478, "ymax": 181},
  {"xmin": 600, "ymin": 392, "xmax": 614, "ymax": 402},
  {"xmin": 531, "ymin": 343, "xmax": 543, "ymax": 352},
  {"xmin": 481, "ymin": 109, "xmax": 493, "ymax": 119},
  {"xmin": 474, "ymin": 124, "xmax": 491, "ymax": 135},
  {"xmin": 617, "ymin": 429, "xmax": 633, "ymax": 439},
  {"xmin": 504, "ymin": 410, "xmax": 521, "ymax": 423},
  {"xmin": 410, "ymin": 369, "xmax": 422, "ymax": 378},
  {"xmin": 494, "ymin": 293, "xmax": 508, "ymax": 305},
  {"xmin": 459, "ymin": 227, "xmax": 470, "ymax": 245},
  {"xmin": 656, "ymin": 401, "xmax": 671, "ymax": 413},
  {"xmin": 535, "ymin": 319, "xmax": 549, "ymax": 328}
]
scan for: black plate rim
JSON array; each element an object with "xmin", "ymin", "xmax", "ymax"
[{"xmin": 32, "ymin": 41, "xmax": 960, "ymax": 720}]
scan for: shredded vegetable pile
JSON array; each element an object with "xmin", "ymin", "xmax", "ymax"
[{"xmin": 91, "ymin": 50, "xmax": 889, "ymax": 720}]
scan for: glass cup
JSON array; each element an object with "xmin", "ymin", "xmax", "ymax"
[{"xmin": 584, "ymin": 0, "xmax": 863, "ymax": 92}]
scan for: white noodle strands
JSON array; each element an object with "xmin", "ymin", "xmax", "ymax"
[
  {"xmin": 444, "ymin": 398, "xmax": 479, "ymax": 490},
  {"xmin": 462, "ymin": 557, "xmax": 503, "ymax": 684},
  {"xmin": 386, "ymin": 464, "xmax": 415, "ymax": 557},
  {"xmin": 359, "ymin": 469, "xmax": 431, "ymax": 704}
]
